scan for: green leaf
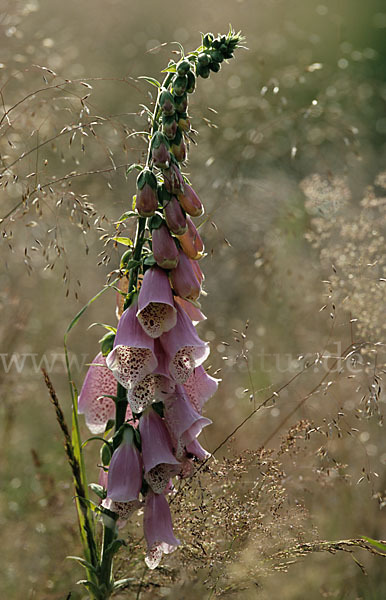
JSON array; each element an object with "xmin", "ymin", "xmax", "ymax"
[
  {"xmin": 67, "ymin": 556, "xmax": 98, "ymax": 575},
  {"xmin": 111, "ymin": 237, "xmax": 133, "ymax": 247},
  {"xmin": 117, "ymin": 210, "xmax": 138, "ymax": 223},
  {"xmin": 138, "ymin": 75, "xmax": 161, "ymax": 88},
  {"xmin": 106, "ymin": 538, "xmax": 127, "ymax": 555},
  {"xmin": 114, "ymin": 578, "xmax": 135, "ymax": 590},
  {"xmin": 64, "ymin": 279, "xmax": 119, "ymax": 337},
  {"xmin": 126, "ymin": 163, "xmax": 143, "ymax": 175},
  {"xmin": 88, "ymin": 322, "xmax": 117, "ymax": 333},
  {"xmin": 362, "ymin": 537, "xmax": 386, "ymax": 552},
  {"xmin": 89, "ymin": 483, "xmax": 107, "ymax": 500},
  {"xmin": 161, "ymin": 65, "xmax": 177, "ymax": 73},
  {"xmin": 132, "ymin": 194, "xmax": 137, "ymax": 210}
]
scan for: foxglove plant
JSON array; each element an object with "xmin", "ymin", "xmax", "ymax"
[{"xmin": 53, "ymin": 29, "xmax": 243, "ymax": 599}]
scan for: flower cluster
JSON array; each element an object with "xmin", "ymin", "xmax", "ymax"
[{"xmin": 78, "ymin": 29, "xmax": 242, "ymax": 571}]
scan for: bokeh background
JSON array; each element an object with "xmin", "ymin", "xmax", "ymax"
[{"xmin": 0, "ymin": 0, "xmax": 385, "ymax": 598}]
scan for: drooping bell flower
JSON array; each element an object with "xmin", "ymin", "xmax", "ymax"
[
  {"xmin": 144, "ymin": 490, "xmax": 180, "ymax": 569},
  {"xmin": 174, "ymin": 296, "xmax": 206, "ymax": 325},
  {"xmin": 78, "ymin": 353, "xmax": 119, "ymax": 434},
  {"xmin": 174, "ymin": 92, "xmax": 188, "ymax": 113},
  {"xmin": 126, "ymin": 343, "xmax": 175, "ymax": 413},
  {"xmin": 137, "ymin": 267, "xmax": 177, "ymax": 338},
  {"xmin": 190, "ymin": 258, "xmax": 204, "ymax": 284},
  {"xmin": 186, "ymin": 438, "xmax": 211, "ymax": 461},
  {"xmin": 164, "ymin": 385, "xmax": 212, "ymax": 457},
  {"xmin": 140, "ymin": 408, "xmax": 180, "ymax": 493},
  {"xmin": 106, "ymin": 301, "xmax": 157, "ymax": 389},
  {"xmin": 159, "ymin": 304, "xmax": 209, "ymax": 384},
  {"xmin": 151, "ymin": 131, "xmax": 170, "ymax": 169},
  {"xmin": 136, "ymin": 169, "xmax": 158, "ymax": 217},
  {"xmin": 107, "ymin": 426, "xmax": 143, "ymax": 502},
  {"xmin": 172, "ymin": 74, "xmax": 188, "ymax": 96},
  {"xmin": 152, "ymin": 223, "xmax": 179, "ymax": 269},
  {"xmin": 170, "ymin": 130, "xmax": 186, "ymax": 163},
  {"xmin": 177, "ymin": 184, "xmax": 204, "ymax": 217},
  {"xmin": 164, "ymin": 196, "xmax": 187, "ymax": 235},
  {"xmin": 170, "ymin": 249, "xmax": 201, "ymax": 302},
  {"xmin": 163, "ymin": 163, "xmax": 184, "ymax": 195},
  {"xmin": 183, "ymin": 365, "xmax": 220, "ymax": 413},
  {"xmin": 176, "ymin": 215, "xmax": 205, "ymax": 260}
]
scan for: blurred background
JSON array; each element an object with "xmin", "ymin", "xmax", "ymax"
[{"xmin": 0, "ymin": 0, "xmax": 385, "ymax": 598}]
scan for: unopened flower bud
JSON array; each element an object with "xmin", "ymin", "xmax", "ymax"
[
  {"xmin": 209, "ymin": 61, "xmax": 221, "ymax": 73},
  {"xmin": 151, "ymin": 132, "xmax": 170, "ymax": 168},
  {"xmin": 172, "ymin": 75, "xmax": 188, "ymax": 96},
  {"xmin": 162, "ymin": 115, "xmax": 177, "ymax": 140},
  {"xmin": 170, "ymin": 130, "xmax": 186, "ymax": 163},
  {"xmin": 210, "ymin": 49, "xmax": 224, "ymax": 63},
  {"xmin": 136, "ymin": 169, "xmax": 158, "ymax": 217},
  {"xmin": 163, "ymin": 163, "xmax": 184, "ymax": 195},
  {"xmin": 196, "ymin": 63, "xmax": 210, "ymax": 79},
  {"xmin": 176, "ymin": 59, "xmax": 191, "ymax": 75},
  {"xmin": 152, "ymin": 222, "xmax": 179, "ymax": 269},
  {"xmin": 177, "ymin": 112, "xmax": 191, "ymax": 133},
  {"xmin": 159, "ymin": 90, "xmax": 175, "ymax": 116},
  {"xmin": 164, "ymin": 196, "xmax": 187, "ymax": 235},
  {"xmin": 203, "ymin": 33, "xmax": 214, "ymax": 48},
  {"xmin": 176, "ymin": 215, "xmax": 204, "ymax": 260},
  {"xmin": 170, "ymin": 249, "xmax": 201, "ymax": 301},
  {"xmin": 197, "ymin": 52, "xmax": 210, "ymax": 67},
  {"xmin": 186, "ymin": 71, "xmax": 196, "ymax": 94},
  {"xmin": 177, "ymin": 184, "xmax": 204, "ymax": 217},
  {"xmin": 174, "ymin": 93, "xmax": 188, "ymax": 113}
]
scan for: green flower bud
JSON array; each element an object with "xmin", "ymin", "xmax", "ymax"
[
  {"xmin": 197, "ymin": 52, "xmax": 210, "ymax": 67},
  {"xmin": 203, "ymin": 33, "xmax": 214, "ymax": 48},
  {"xmin": 209, "ymin": 61, "xmax": 221, "ymax": 73},
  {"xmin": 196, "ymin": 63, "xmax": 210, "ymax": 79},
  {"xmin": 210, "ymin": 49, "xmax": 224, "ymax": 63},
  {"xmin": 177, "ymin": 59, "xmax": 191, "ymax": 75},
  {"xmin": 159, "ymin": 90, "xmax": 175, "ymax": 116},
  {"xmin": 212, "ymin": 38, "xmax": 222, "ymax": 49},
  {"xmin": 223, "ymin": 49, "xmax": 234, "ymax": 59},
  {"xmin": 174, "ymin": 92, "xmax": 188, "ymax": 113},
  {"xmin": 186, "ymin": 71, "xmax": 196, "ymax": 94},
  {"xmin": 177, "ymin": 112, "xmax": 191, "ymax": 132},
  {"xmin": 173, "ymin": 75, "xmax": 188, "ymax": 96},
  {"xmin": 101, "ymin": 442, "xmax": 112, "ymax": 467}
]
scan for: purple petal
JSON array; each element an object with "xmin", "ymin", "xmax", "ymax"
[
  {"xmin": 137, "ymin": 267, "xmax": 177, "ymax": 338},
  {"xmin": 164, "ymin": 386, "xmax": 212, "ymax": 448},
  {"xmin": 183, "ymin": 365, "xmax": 220, "ymax": 413},
  {"xmin": 139, "ymin": 409, "xmax": 180, "ymax": 473},
  {"xmin": 106, "ymin": 303, "xmax": 157, "ymax": 389},
  {"xmin": 107, "ymin": 431, "xmax": 143, "ymax": 502},
  {"xmin": 78, "ymin": 353, "xmax": 118, "ymax": 434},
  {"xmin": 159, "ymin": 304, "xmax": 209, "ymax": 384},
  {"xmin": 186, "ymin": 438, "xmax": 211, "ymax": 461},
  {"xmin": 175, "ymin": 296, "xmax": 206, "ymax": 325},
  {"xmin": 144, "ymin": 490, "xmax": 180, "ymax": 569}
]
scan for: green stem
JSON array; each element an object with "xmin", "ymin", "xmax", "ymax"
[
  {"xmin": 98, "ymin": 515, "xmax": 118, "ymax": 599},
  {"xmin": 115, "ymin": 382, "xmax": 128, "ymax": 432}
]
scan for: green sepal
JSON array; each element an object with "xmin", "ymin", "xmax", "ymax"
[
  {"xmin": 101, "ymin": 441, "xmax": 113, "ymax": 466},
  {"xmin": 148, "ymin": 214, "xmax": 164, "ymax": 231},
  {"xmin": 203, "ymin": 32, "xmax": 214, "ymax": 48},
  {"xmin": 123, "ymin": 289, "xmax": 138, "ymax": 311},
  {"xmin": 159, "ymin": 90, "xmax": 175, "ymax": 114},
  {"xmin": 174, "ymin": 92, "xmax": 188, "ymax": 113},
  {"xmin": 99, "ymin": 331, "xmax": 116, "ymax": 356},
  {"xmin": 89, "ymin": 483, "xmax": 107, "ymax": 500},
  {"xmin": 152, "ymin": 401, "xmax": 164, "ymax": 418},
  {"xmin": 151, "ymin": 130, "xmax": 170, "ymax": 150},
  {"xmin": 105, "ymin": 418, "xmax": 115, "ymax": 433},
  {"xmin": 157, "ymin": 185, "xmax": 172, "ymax": 207},
  {"xmin": 136, "ymin": 168, "xmax": 157, "ymax": 191},
  {"xmin": 143, "ymin": 254, "xmax": 157, "ymax": 268}
]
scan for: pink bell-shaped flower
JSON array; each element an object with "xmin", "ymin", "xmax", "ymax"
[
  {"xmin": 174, "ymin": 296, "xmax": 206, "ymax": 325},
  {"xmin": 164, "ymin": 385, "xmax": 212, "ymax": 452},
  {"xmin": 107, "ymin": 427, "xmax": 143, "ymax": 502},
  {"xmin": 177, "ymin": 184, "xmax": 204, "ymax": 217},
  {"xmin": 102, "ymin": 497, "xmax": 142, "ymax": 529},
  {"xmin": 137, "ymin": 267, "xmax": 177, "ymax": 338},
  {"xmin": 163, "ymin": 163, "xmax": 184, "ymax": 195},
  {"xmin": 78, "ymin": 353, "xmax": 120, "ymax": 434},
  {"xmin": 144, "ymin": 490, "xmax": 180, "ymax": 569},
  {"xmin": 170, "ymin": 249, "xmax": 201, "ymax": 302},
  {"xmin": 186, "ymin": 438, "xmax": 211, "ymax": 461},
  {"xmin": 164, "ymin": 196, "xmax": 187, "ymax": 235},
  {"xmin": 152, "ymin": 223, "xmax": 179, "ymax": 269},
  {"xmin": 127, "ymin": 340, "xmax": 175, "ymax": 413},
  {"xmin": 183, "ymin": 365, "xmax": 220, "ymax": 413},
  {"xmin": 159, "ymin": 304, "xmax": 209, "ymax": 384},
  {"xmin": 106, "ymin": 301, "xmax": 158, "ymax": 389},
  {"xmin": 140, "ymin": 408, "xmax": 180, "ymax": 493}
]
